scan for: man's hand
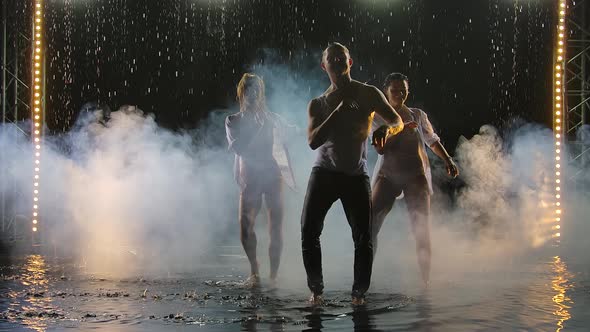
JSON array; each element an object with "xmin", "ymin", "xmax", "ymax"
[
  {"xmin": 446, "ymin": 159, "xmax": 459, "ymax": 178},
  {"xmin": 373, "ymin": 144, "xmax": 385, "ymax": 155},
  {"xmin": 371, "ymin": 125, "xmax": 390, "ymax": 154}
]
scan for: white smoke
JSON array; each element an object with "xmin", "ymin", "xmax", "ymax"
[
  {"xmin": 1, "ymin": 60, "xmax": 588, "ymax": 295},
  {"xmin": 370, "ymin": 122, "xmax": 584, "ymax": 292}
]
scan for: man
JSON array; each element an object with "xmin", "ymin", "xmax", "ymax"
[
  {"xmin": 225, "ymin": 73, "xmax": 295, "ymax": 288},
  {"xmin": 371, "ymin": 73, "xmax": 459, "ymax": 287},
  {"xmin": 301, "ymin": 43, "xmax": 404, "ymax": 305}
]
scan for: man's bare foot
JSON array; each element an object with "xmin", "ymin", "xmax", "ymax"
[
  {"xmin": 243, "ymin": 274, "xmax": 260, "ymax": 288},
  {"xmin": 351, "ymin": 295, "xmax": 366, "ymax": 306},
  {"xmin": 309, "ymin": 293, "xmax": 324, "ymax": 306}
]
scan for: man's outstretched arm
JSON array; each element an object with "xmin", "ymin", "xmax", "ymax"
[{"xmin": 370, "ymin": 87, "xmax": 404, "ymax": 148}]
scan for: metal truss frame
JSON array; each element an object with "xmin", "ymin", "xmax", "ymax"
[
  {"xmin": 1, "ymin": 0, "xmax": 33, "ymax": 243},
  {"xmin": 565, "ymin": 0, "xmax": 590, "ymax": 179}
]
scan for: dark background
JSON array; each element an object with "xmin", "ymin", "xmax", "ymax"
[{"xmin": 44, "ymin": 0, "xmax": 556, "ymax": 149}]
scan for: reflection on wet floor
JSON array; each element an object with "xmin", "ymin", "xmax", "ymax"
[
  {"xmin": 0, "ymin": 254, "xmax": 588, "ymax": 331},
  {"xmin": 6, "ymin": 255, "xmax": 53, "ymax": 332},
  {"xmin": 551, "ymin": 256, "xmax": 573, "ymax": 332},
  {"xmin": 0, "ymin": 255, "xmax": 411, "ymax": 331}
]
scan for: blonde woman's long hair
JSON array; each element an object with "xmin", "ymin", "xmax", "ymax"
[{"xmin": 237, "ymin": 73, "xmax": 267, "ymax": 123}]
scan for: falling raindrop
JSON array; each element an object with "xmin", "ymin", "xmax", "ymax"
[{"xmin": 39, "ymin": 0, "xmax": 552, "ymax": 139}]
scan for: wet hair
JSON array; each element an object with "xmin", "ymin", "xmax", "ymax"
[
  {"xmin": 382, "ymin": 72, "xmax": 409, "ymax": 90},
  {"xmin": 237, "ymin": 73, "xmax": 266, "ymax": 114},
  {"xmin": 322, "ymin": 42, "xmax": 350, "ymax": 62}
]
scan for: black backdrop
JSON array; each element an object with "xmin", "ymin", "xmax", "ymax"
[{"xmin": 44, "ymin": 0, "xmax": 555, "ymax": 148}]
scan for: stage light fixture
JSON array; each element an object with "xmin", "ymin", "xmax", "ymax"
[{"xmin": 31, "ymin": 0, "xmax": 44, "ymax": 239}]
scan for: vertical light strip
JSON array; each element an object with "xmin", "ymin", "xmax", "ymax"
[
  {"xmin": 32, "ymin": 0, "xmax": 43, "ymax": 234},
  {"xmin": 553, "ymin": 0, "xmax": 567, "ymax": 240}
]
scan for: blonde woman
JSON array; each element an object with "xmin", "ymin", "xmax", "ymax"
[{"xmin": 225, "ymin": 73, "xmax": 295, "ymax": 287}]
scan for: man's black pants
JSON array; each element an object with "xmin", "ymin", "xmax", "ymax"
[{"xmin": 301, "ymin": 167, "xmax": 373, "ymax": 298}]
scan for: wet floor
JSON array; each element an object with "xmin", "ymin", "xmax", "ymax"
[{"xmin": 0, "ymin": 248, "xmax": 588, "ymax": 331}]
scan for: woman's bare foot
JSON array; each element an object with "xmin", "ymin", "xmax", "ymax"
[
  {"xmin": 268, "ymin": 277, "xmax": 278, "ymax": 290},
  {"xmin": 243, "ymin": 274, "xmax": 260, "ymax": 288}
]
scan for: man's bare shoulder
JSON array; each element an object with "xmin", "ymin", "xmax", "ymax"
[
  {"xmin": 315, "ymin": 86, "xmax": 333, "ymax": 100},
  {"xmin": 349, "ymin": 80, "xmax": 374, "ymax": 89},
  {"xmin": 308, "ymin": 96, "xmax": 325, "ymax": 113},
  {"xmin": 350, "ymin": 80, "xmax": 380, "ymax": 97},
  {"xmin": 361, "ymin": 81, "xmax": 382, "ymax": 93}
]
